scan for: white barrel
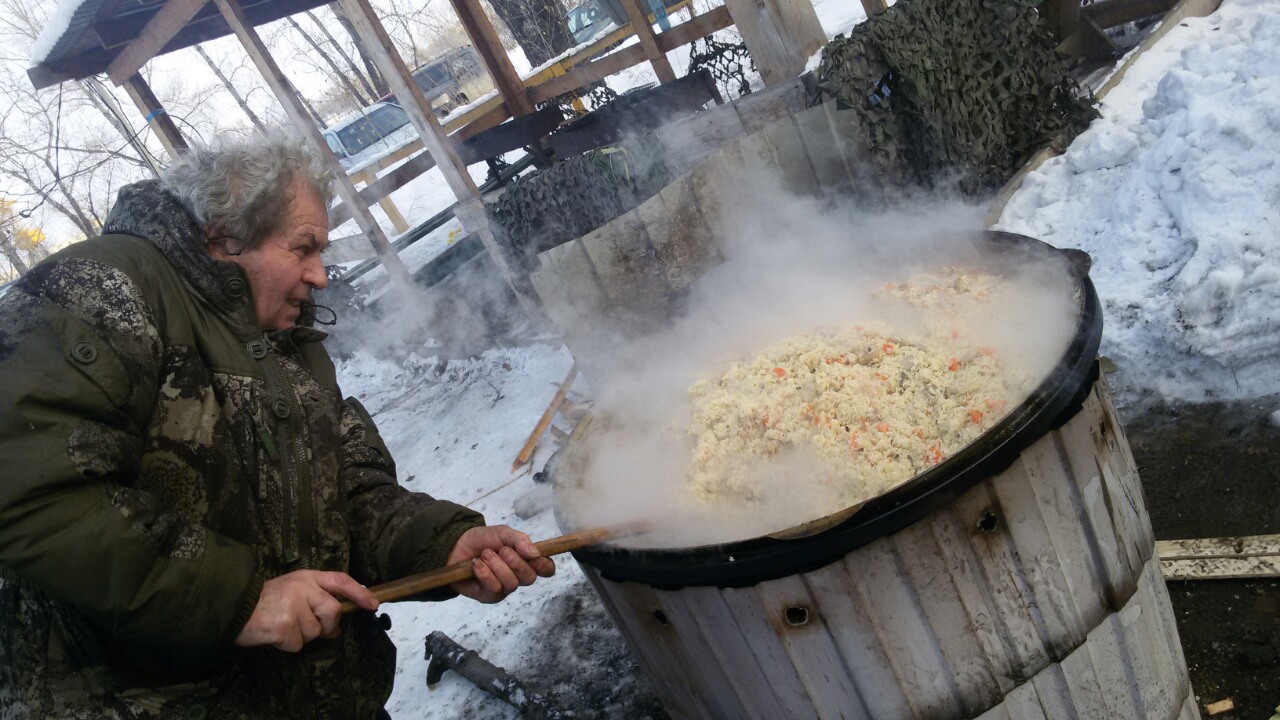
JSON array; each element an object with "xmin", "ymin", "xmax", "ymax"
[{"xmin": 577, "ymin": 379, "xmax": 1199, "ymax": 720}]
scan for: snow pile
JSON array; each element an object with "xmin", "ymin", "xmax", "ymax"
[{"xmin": 998, "ymin": 0, "xmax": 1280, "ymax": 405}]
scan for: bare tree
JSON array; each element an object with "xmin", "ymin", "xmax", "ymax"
[
  {"xmin": 327, "ymin": 2, "xmax": 391, "ymax": 98},
  {"xmin": 304, "ymin": 10, "xmax": 383, "ymax": 101},
  {"xmin": 194, "ymin": 44, "xmax": 267, "ymax": 131},
  {"xmin": 286, "ymin": 15, "xmax": 375, "ymax": 106},
  {"xmin": 486, "ymin": 0, "xmax": 575, "ymax": 68}
]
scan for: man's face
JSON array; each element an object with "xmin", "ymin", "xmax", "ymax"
[{"xmin": 210, "ymin": 181, "xmax": 329, "ymax": 330}]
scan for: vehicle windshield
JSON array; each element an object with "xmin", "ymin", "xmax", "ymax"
[
  {"xmin": 567, "ymin": 6, "xmax": 588, "ymax": 33},
  {"xmin": 335, "ymin": 104, "xmax": 411, "ymax": 156}
]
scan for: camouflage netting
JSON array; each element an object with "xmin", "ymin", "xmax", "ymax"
[
  {"xmin": 818, "ymin": 0, "xmax": 1099, "ymax": 194},
  {"xmin": 487, "ymin": 134, "xmax": 672, "ymax": 271}
]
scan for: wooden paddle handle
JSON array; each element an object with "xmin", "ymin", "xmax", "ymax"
[{"xmin": 339, "ymin": 523, "xmax": 644, "ymax": 614}]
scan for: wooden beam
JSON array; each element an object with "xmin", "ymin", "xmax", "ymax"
[
  {"xmin": 336, "ymin": 0, "xmax": 546, "ymax": 327},
  {"xmin": 618, "ymin": 0, "xmax": 677, "ymax": 84},
  {"xmin": 656, "ymin": 5, "xmax": 734, "ymax": 52},
  {"xmin": 449, "ymin": 0, "xmax": 535, "ymax": 116},
  {"xmin": 527, "ymin": 6, "xmax": 732, "ymax": 105},
  {"xmin": 107, "ymin": 0, "xmax": 209, "ymax": 85},
  {"xmin": 336, "ymin": 0, "xmax": 478, "ymax": 201},
  {"xmin": 721, "ymin": 0, "xmax": 825, "ymax": 87},
  {"xmin": 1157, "ymin": 535, "xmax": 1280, "ymax": 581},
  {"xmin": 1041, "ymin": 0, "xmax": 1081, "ymax": 43},
  {"xmin": 209, "ymin": 0, "xmax": 416, "ymax": 290},
  {"xmin": 529, "ymin": 44, "xmax": 648, "ymax": 104},
  {"xmin": 858, "ymin": 0, "xmax": 887, "ymax": 16},
  {"xmin": 120, "ymin": 73, "xmax": 189, "ymax": 162}
]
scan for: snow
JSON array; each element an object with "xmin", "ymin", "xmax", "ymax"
[
  {"xmin": 323, "ymin": 0, "xmax": 1280, "ymax": 717},
  {"xmin": 28, "ymin": 0, "xmax": 85, "ymax": 66},
  {"xmin": 995, "ymin": 0, "xmax": 1280, "ymax": 406}
]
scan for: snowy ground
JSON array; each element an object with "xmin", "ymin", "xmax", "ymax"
[{"xmin": 326, "ymin": 1, "xmax": 1280, "ymax": 717}]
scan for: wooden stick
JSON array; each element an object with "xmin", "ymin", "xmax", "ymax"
[
  {"xmin": 340, "ymin": 522, "xmax": 644, "ymax": 613},
  {"xmin": 512, "ymin": 365, "xmax": 579, "ymax": 472}
]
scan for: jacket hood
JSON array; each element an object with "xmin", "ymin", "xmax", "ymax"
[{"xmin": 102, "ymin": 180, "xmax": 260, "ymax": 336}]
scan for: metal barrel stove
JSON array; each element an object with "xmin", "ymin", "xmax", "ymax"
[{"xmin": 531, "ymin": 101, "xmax": 1200, "ymax": 720}]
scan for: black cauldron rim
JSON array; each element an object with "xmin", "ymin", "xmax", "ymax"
[{"xmin": 563, "ymin": 231, "xmax": 1104, "ymax": 590}]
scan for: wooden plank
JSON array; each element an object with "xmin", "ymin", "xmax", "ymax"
[
  {"xmin": 575, "ymin": 209, "xmax": 671, "ymax": 320},
  {"xmin": 821, "ymin": 101, "xmax": 878, "ymax": 200},
  {"xmin": 720, "ymin": 584, "xmax": 823, "ymax": 720},
  {"xmin": 722, "ymin": 0, "xmax": 824, "ymax": 87},
  {"xmin": 945, "ymin": 482, "xmax": 1056, "ymax": 680},
  {"xmin": 618, "ymin": 0, "xmax": 677, "ymax": 83},
  {"xmin": 735, "ymin": 76, "xmax": 808, "ymax": 133},
  {"xmin": 1057, "ymin": 633, "xmax": 1111, "ymax": 719},
  {"xmin": 107, "ymin": 0, "xmax": 209, "ymax": 84},
  {"xmin": 803, "ymin": 561, "xmax": 915, "ymax": 719},
  {"xmin": 655, "ymin": 97, "xmax": 749, "ymax": 175},
  {"xmin": 1079, "ymin": 612, "xmax": 1145, "ymax": 718},
  {"xmin": 529, "ymin": 44, "xmax": 648, "ymax": 104},
  {"xmin": 761, "ymin": 114, "xmax": 820, "ymax": 198},
  {"xmin": 1131, "ymin": 559, "xmax": 1188, "ymax": 718},
  {"xmin": 892, "ymin": 522, "xmax": 1004, "ymax": 714},
  {"xmin": 792, "ymin": 103, "xmax": 852, "ymax": 198},
  {"xmin": 448, "ymin": 0, "xmax": 535, "ymax": 116},
  {"xmin": 921, "ymin": 509, "xmax": 1020, "ymax": 695},
  {"xmin": 1157, "ymin": 534, "xmax": 1280, "ymax": 560},
  {"xmin": 753, "ymin": 575, "xmax": 871, "ymax": 720},
  {"xmin": 989, "ymin": 453, "xmax": 1092, "ymax": 657},
  {"xmin": 209, "ymin": 0, "xmax": 416, "ymax": 291},
  {"xmin": 654, "ymin": 589, "xmax": 764, "ymax": 719},
  {"xmin": 655, "ymin": 5, "xmax": 734, "ymax": 53},
  {"xmin": 844, "ymin": 539, "xmax": 962, "ymax": 718},
  {"xmin": 859, "ymin": 0, "xmax": 888, "ymax": 15},
  {"xmin": 654, "ymin": 172, "xmax": 722, "ymax": 289},
  {"xmin": 120, "ymin": 73, "xmax": 188, "ymax": 161},
  {"xmin": 1161, "ymin": 555, "xmax": 1280, "ymax": 581},
  {"xmin": 607, "ymin": 583, "xmax": 721, "ymax": 718},
  {"xmin": 579, "ymin": 571, "xmax": 702, "ymax": 717}
]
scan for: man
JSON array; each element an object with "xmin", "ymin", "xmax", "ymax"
[{"xmin": 0, "ymin": 133, "xmax": 553, "ymax": 718}]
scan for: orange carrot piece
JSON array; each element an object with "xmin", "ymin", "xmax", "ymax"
[
  {"xmin": 948, "ymin": 358, "xmax": 960, "ymax": 371},
  {"xmin": 882, "ymin": 343, "xmax": 895, "ymax": 355},
  {"xmin": 773, "ymin": 367, "xmax": 787, "ymax": 378},
  {"xmin": 875, "ymin": 422, "xmax": 889, "ymax": 433},
  {"xmin": 969, "ymin": 409, "xmax": 984, "ymax": 424}
]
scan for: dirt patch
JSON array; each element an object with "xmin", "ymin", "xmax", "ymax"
[{"xmin": 1123, "ymin": 394, "xmax": 1280, "ymax": 719}]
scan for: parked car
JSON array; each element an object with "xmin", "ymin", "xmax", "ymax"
[
  {"xmin": 378, "ymin": 46, "xmax": 492, "ymax": 116},
  {"xmin": 567, "ymin": 0, "xmax": 616, "ymax": 44},
  {"xmin": 321, "ymin": 102, "xmax": 417, "ymax": 169}
]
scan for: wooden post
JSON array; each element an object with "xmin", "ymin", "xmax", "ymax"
[
  {"xmin": 209, "ymin": 0, "xmax": 416, "ymax": 291},
  {"xmin": 337, "ymin": 0, "xmax": 548, "ymax": 327},
  {"xmin": 448, "ymin": 0, "xmax": 536, "ymax": 117},
  {"xmin": 721, "ymin": 0, "xmax": 826, "ymax": 87},
  {"xmin": 120, "ymin": 73, "xmax": 189, "ymax": 162},
  {"xmin": 859, "ymin": 0, "xmax": 888, "ymax": 16},
  {"xmin": 1042, "ymin": 0, "xmax": 1081, "ymax": 43},
  {"xmin": 618, "ymin": 0, "xmax": 677, "ymax": 84}
]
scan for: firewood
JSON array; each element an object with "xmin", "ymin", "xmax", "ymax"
[{"xmin": 1206, "ymin": 698, "xmax": 1235, "ymax": 716}]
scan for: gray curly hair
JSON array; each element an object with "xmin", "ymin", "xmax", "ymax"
[{"xmin": 160, "ymin": 130, "xmax": 334, "ymax": 248}]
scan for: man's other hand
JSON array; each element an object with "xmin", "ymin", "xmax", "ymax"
[
  {"xmin": 447, "ymin": 526, "xmax": 556, "ymax": 603},
  {"xmin": 235, "ymin": 570, "xmax": 378, "ymax": 651}
]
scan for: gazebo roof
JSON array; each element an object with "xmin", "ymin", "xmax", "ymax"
[{"xmin": 29, "ymin": 0, "xmax": 331, "ymax": 89}]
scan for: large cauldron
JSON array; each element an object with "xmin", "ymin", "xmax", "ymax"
[{"xmin": 536, "ymin": 103, "xmax": 1198, "ymax": 720}]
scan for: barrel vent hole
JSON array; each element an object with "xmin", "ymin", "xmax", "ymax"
[
  {"xmin": 784, "ymin": 606, "xmax": 809, "ymax": 626},
  {"xmin": 651, "ymin": 609, "xmax": 670, "ymax": 626},
  {"xmin": 977, "ymin": 510, "xmax": 1000, "ymax": 534}
]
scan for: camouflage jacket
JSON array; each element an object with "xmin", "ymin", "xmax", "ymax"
[{"xmin": 0, "ymin": 181, "xmax": 484, "ymax": 719}]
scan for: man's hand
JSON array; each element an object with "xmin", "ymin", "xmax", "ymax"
[
  {"xmin": 447, "ymin": 526, "xmax": 556, "ymax": 603},
  {"xmin": 235, "ymin": 570, "xmax": 378, "ymax": 652}
]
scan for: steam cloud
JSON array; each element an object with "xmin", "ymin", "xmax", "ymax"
[{"xmin": 556, "ymin": 161, "xmax": 1081, "ymax": 549}]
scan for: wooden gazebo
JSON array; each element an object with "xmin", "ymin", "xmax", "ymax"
[{"xmin": 29, "ymin": 0, "xmax": 851, "ymax": 318}]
